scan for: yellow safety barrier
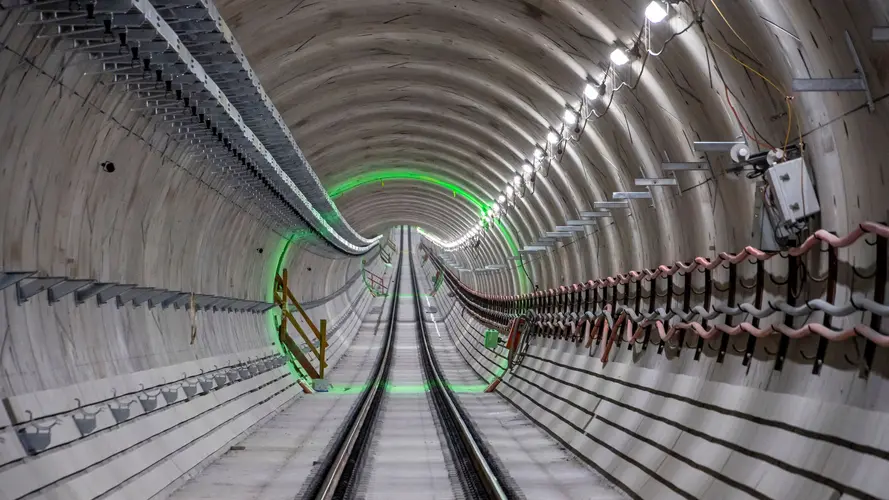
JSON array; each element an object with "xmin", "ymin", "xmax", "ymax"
[{"xmin": 273, "ymin": 268, "xmax": 328, "ymax": 381}]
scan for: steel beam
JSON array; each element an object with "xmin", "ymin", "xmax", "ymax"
[
  {"xmin": 16, "ymin": 277, "xmax": 65, "ymax": 303},
  {"xmin": 635, "ymin": 178, "xmax": 677, "ymax": 186},
  {"xmin": 47, "ymin": 279, "xmax": 94, "ymax": 303},
  {"xmin": 663, "ymin": 162, "xmax": 709, "ymax": 171},
  {"xmin": 613, "ymin": 191, "xmax": 652, "ymax": 199},
  {"xmin": 580, "ymin": 211, "xmax": 613, "ymax": 218},
  {"xmin": 792, "ymin": 78, "xmax": 865, "ymax": 92},
  {"xmin": 0, "ymin": 271, "xmax": 35, "ymax": 293},
  {"xmin": 593, "ymin": 201, "xmax": 629, "ymax": 209},
  {"xmin": 791, "ymin": 31, "xmax": 873, "ymax": 112}
]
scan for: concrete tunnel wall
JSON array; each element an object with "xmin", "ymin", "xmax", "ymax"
[
  {"xmin": 0, "ymin": 9, "xmax": 395, "ymax": 496},
  {"xmin": 423, "ymin": 263, "xmax": 889, "ymax": 500},
  {"xmin": 0, "ymin": 0, "xmax": 889, "ymax": 499},
  {"xmin": 211, "ymin": 0, "xmax": 889, "ymax": 298}
]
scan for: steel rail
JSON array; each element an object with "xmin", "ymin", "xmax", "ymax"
[
  {"xmin": 407, "ymin": 230, "xmax": 510, "ymax": 500},
  {"xmin": 307, "ymin": 227, "xmax": 404, "ymax": 500}
]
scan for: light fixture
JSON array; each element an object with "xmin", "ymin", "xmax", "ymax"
[
  {"xmin": 534, "ymin": 147, "xmax": 544, "ymax": 159},
  {"xmin": 522, "ymin": 162, "xmax": 534, "ymax": 174},
  {"xmin": 546, "ymin": 130, "xmax": 560, "ymax": 144},
  {"xmin": 563, "ymin": 108, "xmax": 578, "ymax": 125},
  {"xmin": 584, "ymin": 83, "xmax": 600, "ymax": 100},
  {"xmin": 513, "ymin": 175, "xmax": 522, "ymax": 186},
  {"xmin": 645, "ymin": 1, "xmax": 668, "ymax": 23},
  {"xmin": 610, "ymin": 48, "xmax": 630, "ymax": 66},
  {"xmin": 497, "ymin": 194, "xmax": 506, "ymax": 203},
  {"xmin": 505, "ymin": 185, "xmax": 514, "ymax": 196}
]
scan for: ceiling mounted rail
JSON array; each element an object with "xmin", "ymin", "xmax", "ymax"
[{"xmin": 14, "ymin": 0, "xmax": 378, "ymax": 254}]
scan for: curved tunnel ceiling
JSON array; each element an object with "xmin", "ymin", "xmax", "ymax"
[{"xmin": 215, "ymin": 0, "xmax": 888, "ymax": 292}]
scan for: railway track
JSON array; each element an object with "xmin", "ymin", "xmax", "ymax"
[{"xmin": 303, "ymin": 227, "xmax": 510, "ymax": 499}]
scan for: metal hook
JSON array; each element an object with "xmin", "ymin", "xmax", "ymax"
[
  {"xmin": 843, "ymin": 353, "xmax": 859, "ymax": 366},
  {"xmin": 763, "ymin": 344, "xmax": 779, "ymax": 356},
  {"xmin": 730, "ymin": 340, "xmax": 747, "ymax": 354}
]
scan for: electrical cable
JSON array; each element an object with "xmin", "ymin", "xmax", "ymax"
[
  {"xmin": 709, "ymin": 0, "xmax": 754, "ymax": 53},
  {"xmin": 725, "ymin": 83, "xmax": 774, "ymax": 149},
  {"xmin": 706, "ymin": 35, "xmax": 793, "ymax": 150}
]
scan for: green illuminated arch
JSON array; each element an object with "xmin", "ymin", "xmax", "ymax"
[{"xmin": 267, "ymin": 169, "xmax": 529, "ymax": 360}]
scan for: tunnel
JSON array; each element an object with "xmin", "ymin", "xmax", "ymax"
[{"xmin": 1, "ymin": 0, "xmax": 888, "ymax": 498}]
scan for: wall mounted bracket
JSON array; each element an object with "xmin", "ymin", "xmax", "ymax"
[
  {"xmin": 662, "ymin": 161, "xmax": 709, "ymax": 171},
  {"xmin": 593, "ymin": 201, "xmax": 629, "ymax": 209},
  {"xmin": 47, "ymin": 279, "xmax": 94, "ymax": 303},
  {"xmin": 0, "ymin": 271, "xmax": 35, "ymax": 293},
  {"xmin": 17, "ymin": 277, "xmax": 66, "ymax": 304},
  {"xmin": 792, "ymin": 30, "xmax": 874, "ymax": 112}
]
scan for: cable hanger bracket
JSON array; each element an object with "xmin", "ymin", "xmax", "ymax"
[{"xmin": 791, "ymin": 30, "xmax": 874, "ymax": 113}]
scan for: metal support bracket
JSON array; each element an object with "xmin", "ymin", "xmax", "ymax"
[
  {"xmin": 874, "ymin": 27, "xmax": 889, "ymax": 42},
  {"xmin": 97, "ymin": 284, "xmax": 137, "ymax": 306},
  {"xmin": 17, "ymin": 277, "xmax": 66, "ymax": 304},
  {"xmin": 635, "ymin": 178, "xmax": 677, "ymax": 187},
  {"xmin": 580, "ymin": 210, "xmax": 613, "ymax": 218},
  {"xmin": 75, "ymin": 283, "xmax": 115, "ymax": 304},
  {"xmin": 149, "ymin": 291, "xmax": 180, "ymax": 309},
  {"xmin": 792, "ymin": 31, "xmax": 874, "ymax": 112},
  {"xmin": 133, "ymin": 289, "xmax": 168, "ymax": 307},
  {"xmin": 116, "ymin": 287, "xmax": 153, "ymax": 308},
  {"xmin": 212, "ymin": 298, "xmax": 238, "ymax": 311},
  {"xmin": 47, "ymin": 279, "xmax": 94, "ymax": 303},
  {"xmin": 594, "ymin": 201, "xmax": 630, "ymax": 209},
  {"xmin": 566, "ymin": 219, "xmax": 599, "ymax": 226},
  {"xmin": 0, "ymin": 271, "xmax": 35, "ymax": 293},
  {"xmin": 163, "ymin": 292, "xmax": 190, "ymax": 309},
  {"xmin": 662, "ymin": 162, "xmax": 709, "ymax": 171},
  {"xmin": 613, "ymin": 191, "xmax": 652, "ymax": 199}
]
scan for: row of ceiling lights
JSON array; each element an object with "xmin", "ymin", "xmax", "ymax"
[{"xmin": 423, "ymin": 1, "xmax": 673, "ymax": 251}]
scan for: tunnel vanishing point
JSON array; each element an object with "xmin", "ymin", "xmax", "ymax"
[{"xmin": 1, "ymin": 1, "xmax": 889, "ymax": 499}]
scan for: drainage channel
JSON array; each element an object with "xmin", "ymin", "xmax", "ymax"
[{"xmin": 305, "ymin": 227, "xmax": 510, "ymax": 500}]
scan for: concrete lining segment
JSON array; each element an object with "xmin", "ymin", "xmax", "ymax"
[{"xmin": 2, "ymin": 0, "xmax": 889, "ymax": 498}]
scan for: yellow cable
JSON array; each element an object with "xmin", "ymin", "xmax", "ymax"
[
  {"xmin": 709, "ymin": 36, "xmax": 795, "ymax": 150},
  {"xmin": 784, "ymin": 99, "xmax": 793, "ymax": 151},
  {"xmin": 708, "ymin": 37, "xmax": 785, "ymax": 95},
  {"xmin": 710, "ymin": 0, "xmax": 754, "ymax": 53}
]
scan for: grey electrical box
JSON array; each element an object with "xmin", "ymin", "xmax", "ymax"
[{"xmin": 765, "ymin": 157, "xmax": 820, "ymax": 224}]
